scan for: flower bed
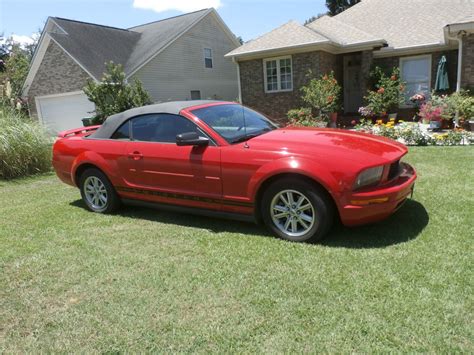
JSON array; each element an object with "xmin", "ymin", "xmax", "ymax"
[{"xmin": 354, "ymin": 118, "xmax": 472, "ymax": 146}]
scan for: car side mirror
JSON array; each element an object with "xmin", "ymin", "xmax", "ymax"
[{"xmin": 176, "ymin": 132, "xmax": 209, "ymax": 147}]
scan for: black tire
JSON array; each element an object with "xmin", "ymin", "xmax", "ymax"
[
  {"xmin": 261, "ymin": 178, "xmax": 334, "ymax": 242},
  {"xmin": 79, "ymin": 168, "xmax": 120, "ymax": 213}
]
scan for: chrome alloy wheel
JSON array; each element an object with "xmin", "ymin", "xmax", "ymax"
[
  {"xmin": 84, "ymin": 176, "xmax": 108, "ymax": 211},
  {"xmin": 270, "ymin": 189, "xmax": 315, "ymax": 237}
]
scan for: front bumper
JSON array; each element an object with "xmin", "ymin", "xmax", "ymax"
[{"xmin": 339, "ymin": 162, "xmax": 417, "ymax": 226}]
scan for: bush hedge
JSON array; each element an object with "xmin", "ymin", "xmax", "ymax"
[{"xmin": 0, "ymin": 103, "xmax": 52, "ymax": 179}]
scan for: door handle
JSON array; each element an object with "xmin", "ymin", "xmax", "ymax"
[{"xmin": 128, "ymin": 151, "xmax": 143, "ymax": 160}]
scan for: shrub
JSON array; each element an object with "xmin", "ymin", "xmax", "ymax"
[
  {"xmin": 448, "ymin": 90, "xmax": 474, "ymax": 123},
  {"xmin": 84, "ymin": 61, "xmax": 152, "ymax": 124},
  {"xmin": 0, "ymin": 102, "xmax": 52, "ymax": 179},
  {"xmin": 287, "ymin": 107, "xmax": 327, "ymax": 127},
  {"xmin": 364, "ymin": 67, "xmax": 405, "ymax": 115},
  {"xmin": 301, "ymin": 71, "xmax": 341, "ymax": 117}
]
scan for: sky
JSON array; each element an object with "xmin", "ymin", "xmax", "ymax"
[{"xmin": 0, "ymin": 0, "xmax": 327, "ymax": 44}]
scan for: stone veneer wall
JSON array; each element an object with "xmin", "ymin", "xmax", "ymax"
[
  {"xmin": 239, "ymin": 51, "xmax": 341, "ymax": 123},
  {"xmin": 27, "ymin": 40, "xmax": 91, "ymax": 118},
  {"xmin": 461, "ymin": 34, "xmax": 474, "ymax": 90}
]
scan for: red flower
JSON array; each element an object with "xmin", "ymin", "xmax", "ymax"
[
  {"xmin": 377, "ymin": 87, "xmax": 385, "ymax": 94},
  {"xmin": 351, "ymin": 120, "xmax": 356, "ymax": 126},
  {"xmin": 391, "ymin": 75, "xmax": 397, "ymax": 81}
]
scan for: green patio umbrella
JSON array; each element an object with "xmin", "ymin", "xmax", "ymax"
[{"xmin": 435, "ymin": 55, "xmax": 449, "ymax": 91}]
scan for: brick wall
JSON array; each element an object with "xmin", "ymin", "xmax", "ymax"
[
  {"xmin": 27, "ymin": 40, "xmax": 92, "ymax": 118},
  {"xmin": 461, "ymin": 34, "xmax": 474, "ymax": 90},
  {"xmin": 239, "ymin": 51, "xmax": 341, "ymax": 123}
]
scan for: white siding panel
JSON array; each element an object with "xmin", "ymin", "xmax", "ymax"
[{"xmin": 132, "ymin": 15, "xmax": 238, "ymax": 102}]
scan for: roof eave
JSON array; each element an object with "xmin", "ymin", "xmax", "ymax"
[
  {"xmin": 225, "ymin": 38, "xmax": 386, "ymax": 61},
  {"xmin": 444, "ymin": 22, "xmax": 474, "ymax": 35},
  {"xmin": 373, "ymin": 42, "xmax": 457, "ymax": 58}
]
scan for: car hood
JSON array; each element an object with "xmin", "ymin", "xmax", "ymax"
[{"xmin": 247, "ymin": 127, "xmax": 407, "ymax": 167}]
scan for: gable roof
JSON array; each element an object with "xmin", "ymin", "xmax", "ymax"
[
  {"xmin": 226, "ymin": 0, "xmax": 473, "ymax": 60},
  {"xmin": 23, "ymin": 8, "xmax": 239, "ymax": 95},
  {"xmin": 306, "ymin": 15, "xmax": 382, "ymax": 46},
  {"xmin": 332, "ymin": 0, "xmax": 471, "ymax": 49},
  {"xmin": 124, "ymin": 9, "xmax": 211, "ymax": 76},
  {"xmin": 50, "ymin": 18, "xmax": 141, "ymax": 80},
  {"xmin": 227, "ymin": 21, "xmax": 329, "ymax": 57}
]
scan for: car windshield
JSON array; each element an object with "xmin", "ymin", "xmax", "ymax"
[{"xmin": 191, "ymin": 104, "xmax": 278, "ymax": 144}]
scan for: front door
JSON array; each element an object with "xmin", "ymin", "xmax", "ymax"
[
  {"xmin": 343, "ymin": 55, "xmax": 364, "ymax": 113},
  {"xmin": 121, "ymin": 113, "xmax": 222, "ymax": 206}
]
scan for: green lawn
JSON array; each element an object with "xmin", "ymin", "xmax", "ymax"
[{"xmin": 1, "ymin": 146, "xmax": 473, "ymax": 352}]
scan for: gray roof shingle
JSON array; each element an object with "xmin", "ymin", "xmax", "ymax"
[
  {"xmin": 125, "ymin": 9, "xmax": 210, "ymax": 75},
  {"xmin": 332, "ymin": 0, "xmax": 473, "ymax": 49},
  {"xmin": 226, "ymin": 20, "xmax": 329, "ymax": 57},
  {"xmin": 226, "ymin": 0, "xmax": 473, "ymax": 59},
  {"xmin": 50, "ymin": 18, "xmax": 140, "ymax": 79},
  {"xmin": 49, "ymin": 9, "xmax": 211, "ymax": 80}
]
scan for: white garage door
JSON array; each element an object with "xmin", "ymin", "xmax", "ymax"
[{"xmin": 36, "ymin": 91, "xmax": 95, "ymax": 134}]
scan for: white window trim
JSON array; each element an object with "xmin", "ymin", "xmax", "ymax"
[
  {"xmin": 399, "ymin": 54, "xmax": 432, "ymax": 108},
  {"xmin": 204, "ymin": 48, "xmax": 213, "ymax": 69},
  {"xmin": 263, "ymin": 55, "xmax": 293, "ymax": 93}
]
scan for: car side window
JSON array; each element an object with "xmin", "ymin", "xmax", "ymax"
[
  {"xmin": 111, "ymin": 121, "xmax": 130, "ymax": 140},
  {"xmin": 130, "ymin": 114, "xmax": 210, "ymax": 144}
]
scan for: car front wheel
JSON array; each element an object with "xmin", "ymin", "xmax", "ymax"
[
  {"xmin": 261, "ymin": 178, "xmax": 334, "ymax": 242},
  {"xmin": 79, "ymin": 168, "xmax": 120, "ymax": 213}
]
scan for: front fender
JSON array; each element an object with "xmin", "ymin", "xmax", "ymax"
[
  {"xmin": 71, "ymin": 151, "xmax": 119, "ymax": 186},
  {"xmin": 247, "ymin": 157, "xmax": 344, "ymax": 202}
]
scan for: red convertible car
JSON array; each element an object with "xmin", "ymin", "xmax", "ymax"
[{"xmin": 53, "ymin": 101, "xmax": 416, "ymax": 242}]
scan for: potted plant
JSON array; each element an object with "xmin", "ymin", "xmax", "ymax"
[
  {"xmin": 364, "ymin": 67, "xmax": 405, "ymax": 120},
  {"xmin": 410, "ymin": 93, "xmax": 426, "ymax": 121},
  {"xmin": 300, "ymin": 71, "xmax": 341, "ymax": 128},
  {"xmin": 418, "ymin": 95, "xmax": 451, "ymax": 130}
]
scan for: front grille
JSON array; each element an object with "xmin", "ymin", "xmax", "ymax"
[{"xmin": 388, "ymin": 160, "xmax": 400, "ymax": 180}]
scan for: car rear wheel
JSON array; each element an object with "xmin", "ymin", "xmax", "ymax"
[
  {"xmin": 79, "ymin": 168, "xmax": 120, "ymax": 213},
  {"xmin": 261, "ymin": 178, "xmax": 334, "ymax": 242}
]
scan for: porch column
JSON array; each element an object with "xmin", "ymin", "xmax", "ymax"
[
  {"xmin": 360, "ymin": 50, "xmax": 373, "ymax": 95},
  {"xmin": 461, "ymin": 33, "xmax": 474, "ymax": 89}
]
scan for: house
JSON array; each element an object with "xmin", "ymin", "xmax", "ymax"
[
  {"xmin": 22, "ymin": 8, "xmax": 240, "ymax": 133},
  {"xmin": 225, "ymin": 0, "xmax": 474, "ymax": 123}
]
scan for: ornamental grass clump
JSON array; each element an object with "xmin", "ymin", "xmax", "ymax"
[{"xmin": 0, "ymin": 102, "xmax": 52, "ymax": 179}]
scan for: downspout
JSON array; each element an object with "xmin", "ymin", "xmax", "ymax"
[
  {"xmin": 446, "ymin": 27, "xmax": 465, "ymax": 92},
  {"xmin": 445, "ymin": 28, "xmax": 466, "ymax": 126},
  {"xmin": 455, "ymin": 33, "xmax": 463, "ymax": 92}
]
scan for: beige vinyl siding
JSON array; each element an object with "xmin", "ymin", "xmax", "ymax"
[{"xmin": 132, "ymin": 14, "xmax": 238, "ymax": 102}]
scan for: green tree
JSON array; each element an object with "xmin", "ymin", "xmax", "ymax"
[
  {"xmin": 84, "ymin": 61, "xmax": 152, "ymax": 124},
  {"xmin": 4, "ymin": 44, "xmax": 30, "ymax": 98},
  {"xmin": 304, "ymin": 13, "xmax": 326, "ymax": 25},
  {"xmin": 326, "ymin": 0, "xmax": 361, "ymax": 16}
]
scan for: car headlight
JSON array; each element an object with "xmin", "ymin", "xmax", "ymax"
[{"xmin": 354, "ymin": 166, "xmax": 384, "ymax": 189}]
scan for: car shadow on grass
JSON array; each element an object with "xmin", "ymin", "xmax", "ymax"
[{"xmin": 70, "ymin": 198, "xmax": 428, "ymax": 249}]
